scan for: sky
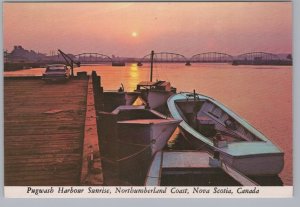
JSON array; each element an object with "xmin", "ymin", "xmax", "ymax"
[{"xmin": 3, "ymin": 2, "xmax": 292, "ymax": 57}]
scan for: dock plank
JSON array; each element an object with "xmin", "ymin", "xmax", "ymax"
[{"xmin": 4, "ymin": 78, "xmax": 88, "ymax": 186}]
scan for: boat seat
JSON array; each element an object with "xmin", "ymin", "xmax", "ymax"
[
  {"xmin": 197, "ymin": 116, "xmax": 215, "ymax": 125},
  {"xmin": 196, "ymin": 116, "xmax": 216, "ymax": 137}
]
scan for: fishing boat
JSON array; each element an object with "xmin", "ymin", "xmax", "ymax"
[
  {"xmin": 135, "ymin": 80, "xmax": 176, "ymax": 110},
  {"xmin": 145, "ymin": 150, "xmax": 258, "ymax": 186},
  {"xmin": 134, "ymin": 51, "xmax": 176, "ymax": 111},
  {"xmin": 102, "ymin": 51, "xmax": 176, "ymax": 112},
  {"xmin": 97, "ymin": 105, "xmax": 181, "ymax": 184},
  {"xmin": 102, "ymin": 90, "xmax": 141, "ymax": 112},
  {"xmin": 98, "ymin": 105, "xmax": 180, "ymax": 155},
  {"xmin": 167, "ymin": 92, "xmax": 284, "ymax": 176}
]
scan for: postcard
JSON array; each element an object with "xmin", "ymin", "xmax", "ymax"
[{"xmin": 3, "ymin": 1, "xmax": 293, "ymax": 198}]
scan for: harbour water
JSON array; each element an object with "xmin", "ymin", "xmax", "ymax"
[{"xmin": 4, "ymin": 63, "xmax": 292, "ymax": 185}]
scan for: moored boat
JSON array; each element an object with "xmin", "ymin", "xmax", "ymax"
[
  {"xmin": 135, "ymin": 80, "xmax": 176, "ymax": 110},
  {"xmin": 167, "ymin": 92, "xmax": 284, "ymax": 176},
  {"xmin": 102, "ymin": 50, "xmax": 176, "ymax": 112},
  {"xmin": 134, "ymin": 50, "xmax": 176, "ymax": 112},
  {"xmin": 97, "ymin": 105, "xmax": 181, "ymax": 184},
  {"xmin": 145, "ymin": 150, "xmax": 258, "ymax": 186},
  {"xmin": 102, "ymin": 91, "xmax": 141, "ymax": 112},
  {"xmin": 99, "ymin": 105, "xmax": 180, "ymax": 155}
]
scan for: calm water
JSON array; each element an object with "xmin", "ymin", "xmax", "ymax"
[{"xmin": 4, "ymin": 63, "xmax": 293, "ymax": 185}]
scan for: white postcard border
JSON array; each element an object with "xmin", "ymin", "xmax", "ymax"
[{"xmin": 4, "ymin": 186, "xmax": 293, "ymax": 198}]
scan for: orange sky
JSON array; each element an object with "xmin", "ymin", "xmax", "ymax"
[{"xmin": 3, "ymin": 2, "xmax": 292, "ymax": 57}]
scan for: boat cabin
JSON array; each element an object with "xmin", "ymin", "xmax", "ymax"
[{"xmin": 136, "ymin": 81, "xmax": 172, "ymax": 92}]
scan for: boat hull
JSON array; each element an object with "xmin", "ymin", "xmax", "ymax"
[
  {"xmin": 118, "ymin": 120, "xmax": 180, "ymax": 155},
  {"xmin": 221, "ymin": 152, "xmax": 284, "ymax": 176},
  {"xmin": 146, "ymin": 91, "xmax": 174, "ymax": 109},
  {"xmin": 145, "ymin": 151, "xmax": 258, "ymax": 186},
  {"xmin": 179, "ymin": 123, "xmax": 284, "ymax": 176},
  {"xmin": 116, "ymin": 120, "xmax": 180, "ymax": 185},
  {"xmin": 125, "ymin": 92, "xmax": 140, "ymax": 105},
  {"xmin": 97, "ymin": 107, "xmax": 180, "ymax": 185}
]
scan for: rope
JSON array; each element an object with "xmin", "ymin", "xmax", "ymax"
[
  {"xmin": 101, "ymin": 139, "xmax": 150, "ymax": 147},
  {"xmin": 220, "ymin": 158, "xmax": 228, "ymax": 171},
  {"xmin": 116, "ymin": 145, "xmax": 151, "ymax": 162},
  {"xmin": 97, "ymin": 145, "xmax": 151, "ymax": 163},
  {"xmin": 99, "ymin": 125, "xmax": 170, "ymax": 163}
]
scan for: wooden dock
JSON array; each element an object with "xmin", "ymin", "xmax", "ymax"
[{"xmin": 4, "ymin": 76, "xmax": 102, "ymax": 186}]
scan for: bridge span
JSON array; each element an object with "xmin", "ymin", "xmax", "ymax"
[
  {"xmin": 190, "ymin": 52, "xmax": 233, "ymax": 63},
  {"xmin": 232, "ymin": 52, "xmax": 284, "ymax": 65},
  {"xmin": 74, "ymin": 53, "xmax": 112, "ymax": 64},
  {"xmin": 68, "ymin": 51, "xmax": 291, "ymax": 66}
]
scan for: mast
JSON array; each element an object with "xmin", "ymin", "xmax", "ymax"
[{"xmin": 150, "ymin": 50, "xmax": 154, "ymax": 82}]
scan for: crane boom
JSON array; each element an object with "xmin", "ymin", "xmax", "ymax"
[{"xmin": 58, "ymin": 49, "xmax": 80, "ymax": 77}]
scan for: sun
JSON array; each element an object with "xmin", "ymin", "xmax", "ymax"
[{"xmin": 131, "ymin": 32, "xmax": 138, "ymax": 37}]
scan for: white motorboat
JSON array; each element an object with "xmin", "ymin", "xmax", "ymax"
[{"xmin": 167, "ymin": 92, "xmax": 284, "ymax": 176}]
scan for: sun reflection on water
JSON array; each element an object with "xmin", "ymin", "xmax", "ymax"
[{"xmin": 128, "ymin": 63, "xmax": 140, "ymax": 91}]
